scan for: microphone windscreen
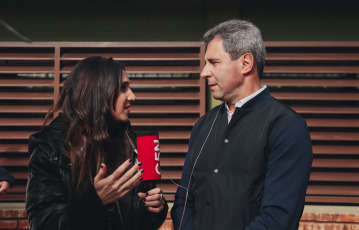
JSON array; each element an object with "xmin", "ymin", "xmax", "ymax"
[{"xmin": 136, "ymin": 131, "xmax": 161, "ymax": 181}]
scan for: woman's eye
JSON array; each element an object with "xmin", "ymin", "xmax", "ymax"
[{"xmin": 121, "ymin": 84, "xmax": 127, "ymax": 91}]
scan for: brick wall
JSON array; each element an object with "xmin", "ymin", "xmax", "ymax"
[
  {"xmin": 300, "ymin": 212, "xmax": 359, "ymax": 230},
  {"xmin": 1, "ymin": 209, "xmax": 359, "ymax": 230}
]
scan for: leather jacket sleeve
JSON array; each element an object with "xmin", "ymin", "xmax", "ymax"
[{"xmin": 26, "ymin": 145, "xmax": 106, "ymax": 230}]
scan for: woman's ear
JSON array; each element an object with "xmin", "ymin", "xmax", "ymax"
[{"xmin": 240, "ymin": 53, "xmax": 254, "ymax": 75}]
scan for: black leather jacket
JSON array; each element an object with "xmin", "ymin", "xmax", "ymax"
[{"xmin": 26, "ymin": 116, "xmax": 168, "ymax": 230}]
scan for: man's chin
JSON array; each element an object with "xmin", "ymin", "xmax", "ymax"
[{"xmin": 211, "ymin": 93, "xmax": 223, "ymax": 101}]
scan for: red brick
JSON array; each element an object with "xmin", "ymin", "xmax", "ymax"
[
  {"xmin": 17, "ymin": 220, "xmax": 30, "ymax": 229},
  {"xmin": 0, "ymin": 220, "xmax": 17, "ymax": 229},
  {"xmin": 335, "ymin": 214, "xmax": 359, "ymax": 223},
  {"xmin": 0, "ymin": 210, "xmax": 27, "ymax": 219},
  {"xmin": 316, "ymin": 213, "xmax": 336, "ymax": 222},
  {"xmin": 300, "ymin": 222, "xmax": 346, "ymax": 230},
  {"xmin": 160, "ymin": 219, "xmax": 173, "ymax": 230},
  {"xmin": 344, "ymin": 224, "xmax": 359, "ymax": 230},
  {"xmin": 301, "ymin": 212, "xmax": 316, "ymax": 221}
]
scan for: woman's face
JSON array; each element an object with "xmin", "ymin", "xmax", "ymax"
[{"xmin": 111, "ymin": 71, "xmax": 136, "ymax": 122}]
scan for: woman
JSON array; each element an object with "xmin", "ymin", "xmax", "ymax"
[{"xmin": 26, "ymin": 56, "xmax": 168, "ymax": 230}]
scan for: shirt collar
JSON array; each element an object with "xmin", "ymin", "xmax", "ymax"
[{"xmin": 225, "ymin": 85, "xmax": 267, "ymax": 122}]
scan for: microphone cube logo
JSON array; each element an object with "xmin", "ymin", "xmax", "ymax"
[
  {"xmin": 137, "ymin": 134, "xmax": 161, "ymax": 181},
  {"xmin": 154, "ymin": 139, "xmax": 161, "ymax": 175}
]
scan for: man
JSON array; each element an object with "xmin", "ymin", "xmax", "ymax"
[
  {"xmin": 171, "ymin": 19, "xmax": 313, "ymax": 230},
  {"xmin": 0, "ymin": 166, "xmax": 14, "ymax": 195}
]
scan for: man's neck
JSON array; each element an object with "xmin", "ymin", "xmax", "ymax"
[{"xmin": 226, "ymin": 84, "xmax": 264, "ymax": 113}]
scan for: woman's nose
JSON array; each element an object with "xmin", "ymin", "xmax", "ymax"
[{"xmin": 128, "ymin": 88, "xmax": 136, "ymax": 102}]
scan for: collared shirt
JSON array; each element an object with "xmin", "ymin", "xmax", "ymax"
[{"xmin": 225, "ymin": 85, "xmax": 267, "ymax": 123}]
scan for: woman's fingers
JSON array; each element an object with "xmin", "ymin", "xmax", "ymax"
[
  {"xmin": 111, "ymin": 161, "xmax": 142, "ymax": 190},
  {"xmin": 94, "ymin": 163, "xmax": 107, "ymax": 184},
  {"xmin": 94, "ymin": 159, "xmax": 143, "ymax": 205},
  {"xmin": 118, "ymin": 166, "xmax": 143, "ymax": 191},
  {"xmin": 110, "ymin": 159, "xmax": 133, "ymax": 181},
  {"xmin": 148, "ymin": 205, "xmax": 164, "ymax": 213},
  {"xmin": 141, "ymin": 187, "xmax": 165, "ymax": 213}
]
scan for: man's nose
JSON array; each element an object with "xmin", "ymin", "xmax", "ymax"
[{"xmin": 200, "ymin": 65, "xmax": 212, "ymax": 79}]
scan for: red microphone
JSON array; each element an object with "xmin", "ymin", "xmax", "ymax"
[{"xmin": 136, "ymin": 131, "xmax": 161, "ymax": 181}]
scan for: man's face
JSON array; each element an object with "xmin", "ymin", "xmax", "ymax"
[{"xmin": 200, "ymin": 37, "xmax": 243, "ymax": 105}]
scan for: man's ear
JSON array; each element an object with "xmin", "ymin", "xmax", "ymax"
[{"xmin": 240, "ymin": 53, "xmax": 254, "ymax": 75}]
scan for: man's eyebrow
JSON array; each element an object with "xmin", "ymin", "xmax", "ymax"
[{"xmin": 206, "ymin": 58, "xmax": 220, "ymax": 63}]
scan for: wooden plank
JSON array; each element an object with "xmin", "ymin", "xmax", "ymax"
[
  {"xmin": 161, "ymin": 157, "xmax": 185, "ymax": 167},
  {"xmin": 133, "ymin": 92, "xmax": 200, "ymax": 100},
  {"xmin": 271, "ymin": 92, "xmax": 359, "ymax": 101},
  {"xmin": 307, "ymin": 185, "xmax": 359, "ymax": 196},
  {"xmin": 0, "ymin": 194, "xmax": 26, "ymax": 201},
  {"xmin": 310, "ymin": 132, "xmax": 359, "ymax": 141},
  {"xmin": 264, "ymin": 66, "xmax": 359, "ymax": 74},
  {"xmin": 163, "ymin": 194, "xmax": 175, "ymax": 202},
  {"xmin": 291, "ymin": 106, "xmax": 359, "ymax": 114},
  {"xmin": 0, "ymin": 118, "xmax": 45, "ymax": 126},
  {"xmin": 130, "ymin": 79, "xmax": 200, "ymax": 87},
  {"xmin": 160, "ymin": 170, "xmax": 182, "ymax": 180},
  {"xmin": 158, "ymin": 131, "xmax": 191, "ymax": 140},
  {"xmin": 312, "ymin": 145, "xmax": 359, "ymax": 155},
  {"xmin": 61, "ymin": 66, "xmax": 200, "ymax": 74},
  {"xmin": 262, "ymin": 79, "xmax": 359, "ymax": 87},
  {"xmin": 310, "ymin": 172, "xmax": 359, "ymax": 182},
  {"xmin": 0, "ymin": 92, "xmax": 53, "ymax": 100},
  {"xmin": 312, "ymin": 159, "xmax": 359, "ymax": 168},
  {"xmin": 160, "ymin": 144, "xmax": 188, "ymax": 153},
  {"xmin": 305, "ymin": 196, "xmax": 359, "ymax": 204},
  {"xmin": 0, "ymin": 131, "xmax": 35, "ymax": 139},
  {"xmin": 266, "ymin": 53, "xmax": 359, "ymax": 61},
  {"xmin": 157, "ymin": 183, "xmax": 177, "ymax": 193},
  {"xmin": 61, "ymin": 53, "xmax": 200, "ymax": 61},
  {"xmin": 130, "ymin": 118, "xmax": 197, "ymax": 126},
  {"xmin": 0, "ymin": 185, "xmax": 26, "ymax": 193},
  {"xmin": 0, "ymin": 158, "xmax": 28, "ymax": 167},
  {"xmin": 131, "ymin": 105, "xmax": 200, "ymax": 114},
  {"xmin": 306, "ymin": 118, "xmax": 359, "ymax": 127},
  {"xmin": 0, "ymin": 105, "xmax": 50, "ymax": 113},
  {"xmin": 0, "ymin": 53, "xmax": 54, "ymax": 60},
  {"xmin": 11, "ymin": 171, "xmax": 28, "ymax": 180},
  {"xmin": 0, "ymin": 79, "xmax": 54, "ymax": 87},
  {"xmin": 0, "ymin": 144, "xmax": 28, "ymax": 153},
  {"xmin": 0, "ymin": 66, "xmax": 54, "ymax": 73}
]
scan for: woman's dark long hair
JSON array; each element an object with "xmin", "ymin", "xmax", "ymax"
[{"xmin": 44, "ymin": 56, "xmax": 135, "ymax": 194}]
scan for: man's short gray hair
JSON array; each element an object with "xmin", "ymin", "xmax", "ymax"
[{"xmin": 203, "ymin": 19, "xmax": 266, "ymax": 78}]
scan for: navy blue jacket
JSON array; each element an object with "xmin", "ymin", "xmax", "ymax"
[{"xmin": 171, "ymin": 88, "xmax": 313, "ymax": 230}]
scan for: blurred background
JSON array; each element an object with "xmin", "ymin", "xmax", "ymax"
[{"xmin": 1, "ymin": 0, "xmax": 358, "ymax": 42}]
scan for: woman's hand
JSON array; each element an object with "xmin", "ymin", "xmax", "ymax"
[
  {"xmin": 0, "ymin": 181, "xmax": 10, "ymax": 195},
  {"xmin": 94, "ymin": 159, "xmax": 144, "ymax": 206},
  {"xmin": 138, "ymin": 188, "xmax": 165, "ymax": 213}
]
